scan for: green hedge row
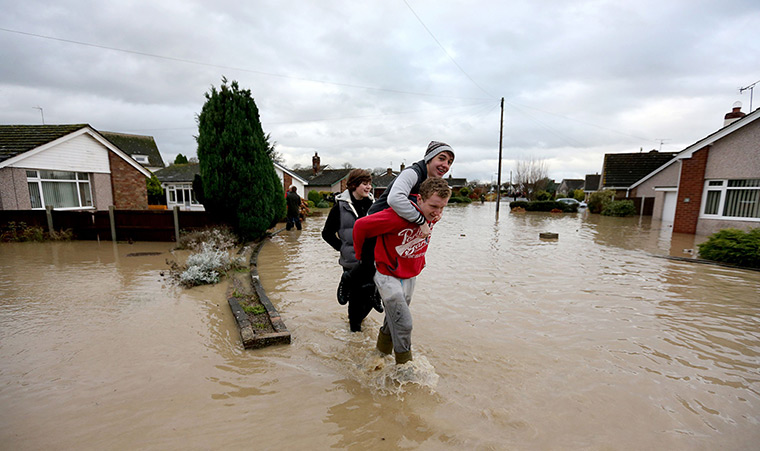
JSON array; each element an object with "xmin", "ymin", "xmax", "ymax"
[{"xmin": 509, "ymin": 201, "xmax": 578, "ymax": 212}]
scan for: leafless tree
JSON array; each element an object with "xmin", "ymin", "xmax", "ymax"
[{"xmin": 514, "ymin": 157, "xmax": 549, "ymax": 200}]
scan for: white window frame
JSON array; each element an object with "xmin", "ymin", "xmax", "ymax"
[
  {"xmin": 26, "ymin": 170, "xmax": 95, "ymax": 210},
  {"xmin": 700, "ymin": 178, "xmax": 760, "ymax": 222},
  {"xmin": 132, "ymin": 154, "xmax": 149, "ymax": 164},
  {"xmin": 166, "ymin": 184, "xmax": 199, "ymax": 207}
]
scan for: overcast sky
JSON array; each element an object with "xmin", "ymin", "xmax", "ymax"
[{"xmin": 1, "ymin": 0, "xmax": 758, "ymax": 183}]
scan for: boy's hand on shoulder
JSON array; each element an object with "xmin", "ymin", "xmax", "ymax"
[{"xmin": 419, "ymin": 222, "xmax": 431, "ymax": 238}]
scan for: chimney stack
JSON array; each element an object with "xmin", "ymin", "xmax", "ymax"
[
  {"xmin": 723, "ymin": 101, "xmax": 746, "ymax": 127},
  {"xmin": 312, "ymin": 152, "xmax": 320, "ymax": 175}
]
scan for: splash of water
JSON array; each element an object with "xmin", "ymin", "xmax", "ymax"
[{"xmin": 318, "ymin": 325, "xmax": 440, "ymax": 397}]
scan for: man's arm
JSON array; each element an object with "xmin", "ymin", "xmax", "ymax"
[
  {"xmin": 353, "ymin": 209, "xmax": 404, "ymax": 261},
  {"xmin": 386, "ymin": 170, "xmax": 426, "ymax": 225}
]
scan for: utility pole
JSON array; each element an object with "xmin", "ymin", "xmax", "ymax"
[
  {"xmin": 496, "ymin": 97, "xmax": 504, "ymax": 216},
  {"xmin": 33, "ymin": 106, "xmax": 45, "ymax": 124},
  {"xmin": 740, "ymin": 80, "xmax": 758, "ymax": 112}
]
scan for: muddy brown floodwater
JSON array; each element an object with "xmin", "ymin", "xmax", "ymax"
[{"xmin": 1, "ymin": 203, "xmax": 759, "ymax": 450}]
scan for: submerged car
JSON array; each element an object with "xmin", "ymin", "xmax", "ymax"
[
  {"xmin": 556, "ymin": 198, "xmax": 580, "ymax": 205},
  {"xmin": 556, "ymin": 198, "xmax": 587, "ymax": 209}
]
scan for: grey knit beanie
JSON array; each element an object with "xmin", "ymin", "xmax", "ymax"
[{"xmin": 424, "ymin": 141, "xmax": 455, "ymax": 163}]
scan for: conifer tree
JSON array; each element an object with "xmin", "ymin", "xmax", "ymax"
[{"xmin": 196, "ymin": 77, "xmax": 285, "ymax": 240}]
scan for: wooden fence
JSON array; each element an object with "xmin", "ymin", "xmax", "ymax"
[{"xmin": 0, "ymin": 207, "xmax": 225, "ymax": 242}]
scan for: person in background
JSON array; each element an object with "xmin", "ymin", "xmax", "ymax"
[
  {"xmin": 286, "ymin": 186, "xmax": 303, "ymax": 231},
  {"xmin": 353, "ymin": 177, "xmax": 452, "ymax": 364},
  {"xmin": 321, "ymin": 169, "xmax": 377, "ymax": 332}
]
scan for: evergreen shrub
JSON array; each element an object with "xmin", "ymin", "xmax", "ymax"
[
  {"xmin": 196, "ymin": 77, "xmax": 285, "ymax": 240},
  {"xmin": 601, "ymin": 200, "xmax": 636, "ymax": 217},
  {"xmin": 509, "ymin": 201, "xmax": 577, "ymax": 212},
  {"xmin": 697, "ymin": 228, "xmax": 760, "ymax": 268},
  {"xmin": 588, "ymin": 189, "xmax": 615, "ymax": 213},
  {"xmin": 308, "ymin": 190, "xmax": 322, "ymax": 204}
]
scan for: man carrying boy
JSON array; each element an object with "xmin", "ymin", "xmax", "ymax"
[{"xmin": 353, "ymin": 177, "xmax": 452, "ymax": 364}]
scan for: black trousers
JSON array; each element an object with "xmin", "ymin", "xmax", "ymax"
[{"xmin": 346, "ymin": 237, "xmax": 377, "ymax": 331}]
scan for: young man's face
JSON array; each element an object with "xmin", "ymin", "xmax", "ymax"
[
  {"xmin": 418, "ymin": 193, "xmax": 449, "ymax": 222},
  {"xmin": 426, "ymin": 151, "xmax": 454, "ymax": 178}
]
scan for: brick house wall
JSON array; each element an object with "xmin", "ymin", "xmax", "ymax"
[
  {"xmin": 108, "ymin": 151, "xmax": 148, "ymax": 209},
  {"xmin": 283, "ymin": 173, "xmax": 293, "ymax": 192},
  {"xmin": 673, "ymin": 146, "xmax": 709, "ymax": 234}
]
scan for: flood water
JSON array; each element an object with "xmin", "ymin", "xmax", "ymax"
[{"xmin": 1, "ymin": 203, "xmax": 759, "ymax": 450}]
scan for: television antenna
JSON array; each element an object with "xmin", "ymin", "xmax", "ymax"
[
  {"xmin": 739, "ymin": 79, "xmax": 759, "ymax": 112},
  {"xmin": 656, "ymin": 138, "xmax": 670, "ymax": 151},
  {"xmin": 32, "ymin": 106, "xmax": 45, "ymax": 124}
]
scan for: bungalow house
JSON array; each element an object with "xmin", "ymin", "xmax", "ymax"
[
  {"xmin": 153, "ymin": 163, "xmax": 204, "ymax": 211},
  {"xmin": 293, "ymin": 152, "xmax": 351, "ymax": 195},
  {"xmin": 446, "ymin": 175, "xmax": 469, "ymax": 196},
  {"xmin": 0, "ymin": 124, "xmax": 152, "ymax": 211},
  {"xmin": 557, "ymin": 178, "xmax": 585, "ymax": 197},
  {"xmin": 372, "ymin": 167, "xmax": 400, "ymax": 198},
  {"xmin": 100, "ymin": 131, "xmax": 165, "ymax": 172},
  {"xmin": 600, "ymin": 150, "xmax": 678, "ymax": 200},
  {"xmin": 274, "ymin": 162, "xmax": 308, "ymax": 198},
  {"xmin": 628, "ymin": 103, "xmax": 760, "ymax": 235},
  {"xmin": 583, "ymin": 174, "xmax": 601, "ymax": 202}
]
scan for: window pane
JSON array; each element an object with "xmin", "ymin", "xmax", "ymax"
[
  {"xmin": 707, "ymin": 180, "xmax": 723, "ymax": 186},
  {"xmin": 704, "ymin": 190, "xmax": 721, "ymax": 215},
  {"xmin": 79, "ymin": 182, "xmax": 93, "ymax": 207},
  {"xmin": 40, "ymin": 170, "xmax": 76, "ymax": 180},
  {"xmin": 26, "ymin": 170, "xmax": 39, "ymax": 179},
  {"xmin": 723, "ymin": 189, "xmax": 760, "ymax": 218},
  {"xmin": 169, "ymin": 189, "xmax": 176, "ymax": 203},
  {"xmin": 728, "ymin": 179, "xmax": 760, "ymax": 188},
  {"xmin": 176, "ymin": 189, "xmax": 184, "ymax": 203},
  {"xmin": 28, "ymin": 183, "xmax": 42, "ymax": 208},
  {"xmin": 41, "ymin": 181, "xmax": 79, "ymax": 208},
  {"xmin": 77, "ymin": 173, "xmax": 90, "ymax": 181}
]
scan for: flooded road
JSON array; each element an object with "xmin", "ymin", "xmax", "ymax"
[{"xmin": 1, "ymin": 204, "xmax": 759, "ymax": 450}]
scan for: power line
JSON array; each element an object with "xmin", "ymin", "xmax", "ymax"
[
  {"xmin": 0, "ymin": 26, "xmax": 491, "ymax": 102},
  {"xmin": 506, "ymin": 100, "xmax": 658, "ymax": 144},
  {"xmin": 401, "ymin": 0, "xmax": 495, "ymax": 99}
]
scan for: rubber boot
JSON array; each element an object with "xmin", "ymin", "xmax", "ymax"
[
  {"xmin": 395, "ymin": 350, "xmax": 413, "ymax": 364},
  {"xmin": 337, "ymin": 271, "xmax": 350, "ymax": 305},
  {"xmin": 376, "ymin": 330, "xmax": 393, "ymax": 355}
]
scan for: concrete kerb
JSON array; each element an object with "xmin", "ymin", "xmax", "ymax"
[
  {"xmin": 652, "ymin": 254, "xmax": 760, "ymax": 272},
  {"xmin": 227, "ymin": 228, "xmax": 291, "ymax": 349}
]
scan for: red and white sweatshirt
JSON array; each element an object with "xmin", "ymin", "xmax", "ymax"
[{"xmin": 353, "ymin": 205, "xmax": 437, "ymax": 279}]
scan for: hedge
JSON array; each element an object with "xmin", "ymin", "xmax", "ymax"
[{"xmin": 509, "ymin": 201, "xmax": 578, "ymax": 212}]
